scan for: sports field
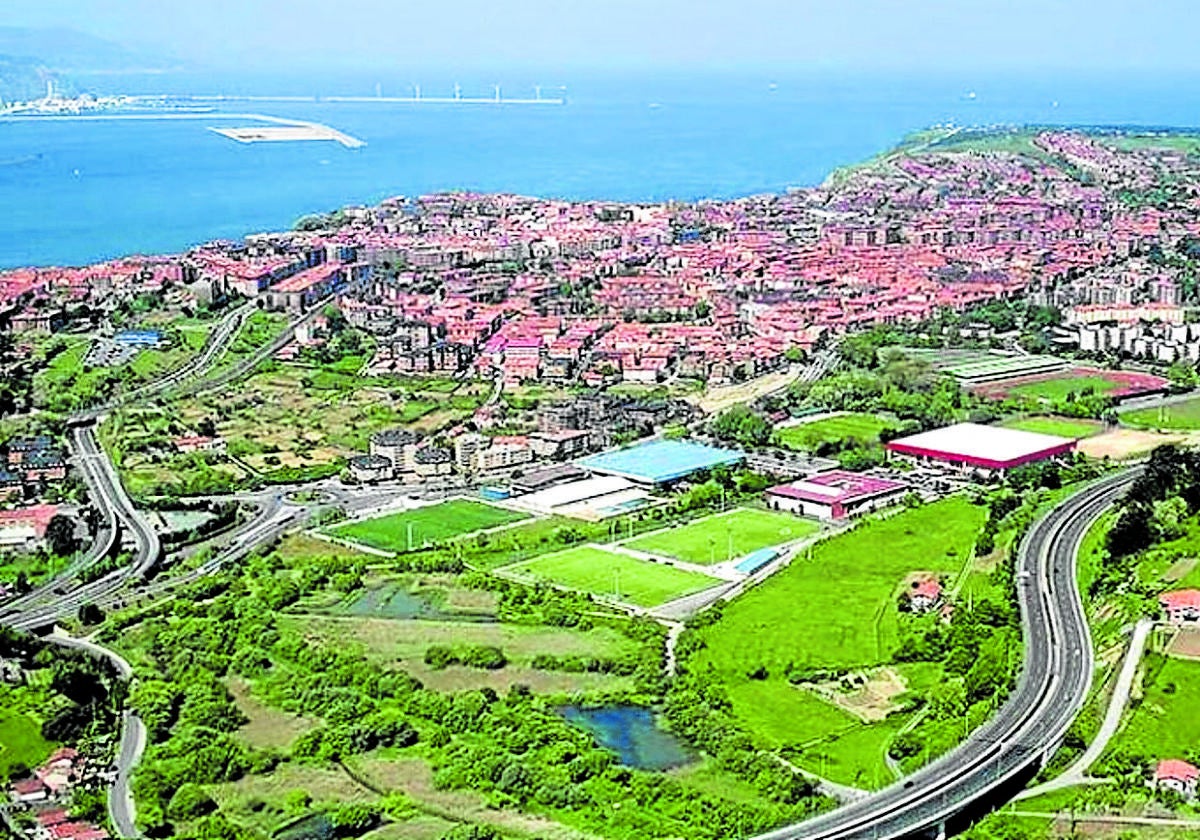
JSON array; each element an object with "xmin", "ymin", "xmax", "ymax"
[
  {"xmin": 1122, "ymin": 396, "xmax": 1200, "ymax": 431},
  {"xmin": 330, "ymin": 499, "xmax": 529, "ymax": 552},
  {"xmin": 973, "ymin": 367, "xmax": 1168, "ymax": 402},
  {"xmin": 625, "ymin": 508, "xmax": 819, "ymax": 566},
  {"xmin": 999, "ymin": 416, "xmax": 1103, "ymax": 439},
  {"xmin": 1007, "ymin": 375, "xmax": 1120, "ymax": 401},
  {"xmin": 775, "ymin": 413, "xmax": 895, "ymax": 451},
  {"xmin": 0, "ymin": 708, "xmax": 54, "ymax": 777},
  {"xmin": 504, "ymin": 545, "xmax": 720, "ymax": 608}
]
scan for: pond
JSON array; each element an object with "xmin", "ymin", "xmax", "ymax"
[
  {"xmin": 338, "ymin": 582, "xmax": 495, "ymax": 622},
  {"xmin": 561, "ymin": 704, "xmax": 694, "ymax": 771},
  {"xmin": 273, "ymin": 812, "xmax": 333, "ymax": 840}
]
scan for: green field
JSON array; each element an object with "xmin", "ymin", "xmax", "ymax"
[
  {"xmin": 625, "ymin": 508, "xmax": 819, "ymax": 566},
  {"xmin": 505, "ymin": 545, "xmax": 720, "ymax": 608},
  {"xmin": 1008, "ymin": 376, "xmax": 1120, "ymax": 401},
  {"xmin": 1122, "ymin": 397, "xmax": 1200, "ymax": 431},
  {"xmin": 330, "ymin": 500, "xmax": 529, "ymax": 552},
  {"xmin": 1106, "ymin": 655, "xmax": 1200, "ymax": 764},
  {"xmin": 1000, "ymin": 416, "xmax": 1103, "ymax": 439},
  {"xmin": 0, "ymin": 707, "xmax": 55, "ymax": 777},
  {"xmin": 775, "ymin": 413, "xmax": 896, "ymax": 451},
  {"xmin": 688, "ymin": 498, "xmax": 986, "ymax": 785}
]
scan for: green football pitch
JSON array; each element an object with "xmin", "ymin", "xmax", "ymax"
[
  {"xmin": 626, "ymin": 508, "xmax": 819, "ymax": 565},
  {"xmin": 330, "ymin": 499, "xmax": 528, "ymax": 552}
]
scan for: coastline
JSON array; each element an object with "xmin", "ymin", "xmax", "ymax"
[{"xmin": 4, "ymin": 121, "xmax": 1200, "ymax": 273}]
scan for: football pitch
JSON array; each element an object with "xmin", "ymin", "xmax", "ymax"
[
  {"xmin": 330, "ymin": 499, "xmax": 529, "ymax": 552},
  {"xmin": 1006, "ymin": 375, "xmax": 1120, "ymax": 401},
  {"xmin": 625, "ymin": 508, "xmax": 819, "ymax": 565},
  {"xmin": 504, "ymin": 545, "xmax": 720, "ymax": 607},
  {"xmin": 775, "ymin": 412, "xmax": 894, "ymax": 451}
]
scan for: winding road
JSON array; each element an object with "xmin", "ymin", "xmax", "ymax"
[
  {"xmin": 754, "ymin": 469, "xmax": 1139, "ymax": 840},
  {"xmin": 0, "ymin": 297, "xmax": 1155, "ymax": 840}
]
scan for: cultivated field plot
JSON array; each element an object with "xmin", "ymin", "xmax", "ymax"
[
  {"xmin": 999, "ymin": 415, "xmax": 1104, "ymax": 439},
  {"xmin": 1123, "ymin": 395, "xmax": 1200, "ymax": 431},
  {"xmin": 504, "ymin": 545, "xmax": 720, "ymax": 608},
  {"xmin": 775, "ymin": 412, "xmax": 897, "ymax": 451},
  {"xmin": 1168, "ymin": 628, "xmax": 1200, "ymax": 660},
  {"xmin": 972, "ymin": 367, "xmax": 1168, "ymax": 402},
  {"xmin": 105, "ymin": 365, "xmax": 488, "ymax": 496},
  {"xmin": 625, "ymin": 508, "xmax": 819, "ymax": 566},
  {"xmin": 330, "ymin": 499, "xmax": 529, "ymax": 552},
  {"xmin": 286, "ymin": 615, "xmax": 638, "ymax": 695}
]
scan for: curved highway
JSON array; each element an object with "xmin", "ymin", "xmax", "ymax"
[{"xmin": 755, "ymin": 469, "xmax": 1138, "ymax": 840}]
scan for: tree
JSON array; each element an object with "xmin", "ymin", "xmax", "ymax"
[
  {"xmin": 44, "ymin": 514, "xmax": 79, "ymax": 557},
  {"xmin": 440, "ymin": 826, "xmax": 500, "ymax": 840},
  {"xmin": 168, "ymin": 783, "xmax": 217, "ymax": 820},
  {"xmin": 1168, "ymin": 360, "xmax": 1200, "ymax": 389},
  {"xmin": 1152, "ymin": 496, "xmax": 1188, "ymax": 541},
  {"xmin": 77, "ymin": 603, "xmax": 105, "ymax": 626},
  {"xmin": 711, "ymin": 406, "xmax": 772, "ymax": 448},
  {"xmin": 330, "ymin": 803, "xmax": 381, "ymax": 837}
]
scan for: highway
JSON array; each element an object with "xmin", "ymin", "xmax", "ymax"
[
  {"xmin": 754, "ymin": 469, "xmax": 1138, "ymax": 840},
  {"xmin": 0, "ymin": 295, "xmax": 1149, "ymax": 840}
]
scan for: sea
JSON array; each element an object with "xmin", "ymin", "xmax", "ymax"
[{"xmin": 4, "ymin": 69, "xmax": 1200, "ymax": 269}]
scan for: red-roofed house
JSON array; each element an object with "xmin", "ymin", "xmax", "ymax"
[
  {"xmin": 11, "ymin": 776, "xmax": 49, "ymax": 803},
  {"xmin": 1155, "ymin": 759, "xmax": 1200, "ymax": 800},
  {"xmin": 909, "ymin": 577, "xmax": 943, "ymax": 612},
  {"xmin": 35, "ymin": 809, "xmax": 72, "ymax": 828},
  {"xmin": 1160, "ymin": 589, "xmax": 1200, "ymax": 623}
]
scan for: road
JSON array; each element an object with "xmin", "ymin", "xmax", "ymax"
[
  {"xmin": 1017, "ymin": 617, "xmax": 1154, "ymax": 800},
  {"xmin": 46, "ymin": 632, "xmax": 144, "ymax": 839},
  {"xmin": 752, "ymin": 470, "xmax": 1138, "ymax": 840},
  {"xmin": 0, "ymin": 307, "xmax": 1143, "ymax": 840}
]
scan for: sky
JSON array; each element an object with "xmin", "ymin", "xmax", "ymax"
[{"xmin": 5, "ymin": 0, "xmax": 1199, "ymax": 74}]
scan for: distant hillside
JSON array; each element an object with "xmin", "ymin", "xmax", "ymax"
[
  {"xmin": 0, "ymin": 54, "xmax": 52, "ymax": 103},
  {"xmin": 0, "ymin": 26, "xmax": 171, "ymax": 72},
  {"xmin": 0, "ymin": 26, "xmax": 178, "ymax": 102}
]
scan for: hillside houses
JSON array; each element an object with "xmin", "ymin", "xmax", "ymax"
[{"xmin": 4, "ymin": 130, "xmax": 1200, "ymax": 393}]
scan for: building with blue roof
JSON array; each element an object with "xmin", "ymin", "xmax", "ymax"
[
  {"xmin": 735, "ymin": 547, "xmax": 779, "ymax": 576},
  {"xmin": 575, "ymin": 438, "xmax": 743, "ymax": 485},
  {"xmin": 114, "ymin": 329, "xmax": 164, "ymax": 347}
]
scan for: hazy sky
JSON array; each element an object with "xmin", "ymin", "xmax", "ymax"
[{"xmin": 7, "ymin": 0, "xmax": 1198, "ymax": 73}]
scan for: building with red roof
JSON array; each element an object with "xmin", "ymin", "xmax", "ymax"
[
  {"xmin": 765, "ymin": 470, "xmax": 908, "ymax": 520},
  {"xmin": 1155, "ymin": 759, "xmax": 1200, "ymax": 800},
  {"xmin": 907, "ymin": 577, "xmax": 944, "ymax": 613},
  {"xmin": 1159, "ymin": 589, "xmax": 1200, "ymax": 623}
]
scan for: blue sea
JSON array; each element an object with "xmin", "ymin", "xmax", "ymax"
[{"xmin": 4, "ymin": 69, "xmax": 1200, "ymax": 269}]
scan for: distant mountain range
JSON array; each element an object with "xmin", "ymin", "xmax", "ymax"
[{"xmin": 0, "ymin": 26, "xmax": 179, "ymax": 102}]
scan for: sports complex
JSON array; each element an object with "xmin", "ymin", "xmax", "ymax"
[
  {"xmin": 321, "ymin": 436, "xmax": 829, "ymax": 611},
  {"xmin": 908, "ymin": 347, "xmax": 1169, "ymax": 402},
  {"xmin": 575, "ymin": 438, "xmax": 744, "ymax": 484}
]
